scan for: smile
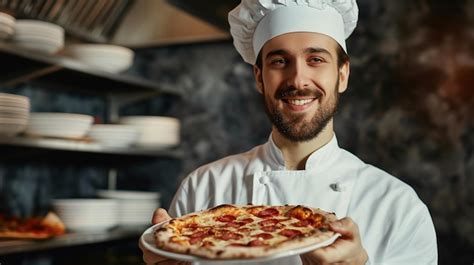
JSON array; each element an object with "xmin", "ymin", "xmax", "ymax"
[{"xmin": 286, "ymin": 99, "xmax": 314, "ymax": 106}]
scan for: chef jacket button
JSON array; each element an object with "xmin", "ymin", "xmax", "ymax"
[
  {"xmin": 259, "ymin": 176, "xmax": 270, "ymax": 184},
  {"xmin": 330, "ymin": 183, "xmax": 346, "ymax": 192}
]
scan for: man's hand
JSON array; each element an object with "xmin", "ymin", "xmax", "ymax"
[
  {"xmin": 139, "ymin": 208, "xmax": 190, "ymax": 265},
  {"xmin": 300, "ymin": 217, "xmax": 368, "ymax": 265}
]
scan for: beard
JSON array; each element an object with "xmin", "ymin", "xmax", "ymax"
[{"xmin": 262, "ymin": 78, "xmax": 340, "ymax": 142}]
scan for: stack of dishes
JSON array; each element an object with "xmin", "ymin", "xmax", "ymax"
[
  {"xmin": 12, "ymin": 20, "xmax": 64, "ymax": 54},
  {"xmin": 0, "ymin": 12, "xmax": 15, "ymax": 41},
  {"xmin": 97, "ymin": 190, "xmax": 161, "ymax": 226},
  {"xmin": 88, "ymin": 124, "xmax": 139, "ymax": 148},
  {"xmin": 119, "ymin": 116, "xmax": 180, "ymax": 148},
  {"xmin": 64, "ymin": 44, "xmax": 134, "ymax": 73},
  {"xmin": 52, "ymin": 199, "xmax": 119, "ymax": 231},
  {"xmin": 25, "ymin": 113, "xmax": 93, "ymax": 139},
  {"xmin": 0, "ymin": 93, "xmax": 30, "ymax": 137}
]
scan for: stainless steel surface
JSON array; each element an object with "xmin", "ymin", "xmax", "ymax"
[
  {"xmin": 0, "ymin": 226, "xmax": 146, "ymax": 255},
  {"xmin": 0, "ymin": 0, "xmax": 135, "ymax": 42}
]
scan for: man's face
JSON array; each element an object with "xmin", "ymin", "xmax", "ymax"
[{"xmin": 254, "ymin": 32, "xmax": 349, "ymax": 142}]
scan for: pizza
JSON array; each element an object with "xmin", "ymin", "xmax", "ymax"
[
  {"xmin": 0, "ymin": 212, "xmax": 66, "ymax": 239},
  {"xmin": 154, "ymin": 204, "xmax": 338, "ymax": 259}
]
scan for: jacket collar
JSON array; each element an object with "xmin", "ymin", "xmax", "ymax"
[{"xmin": 264, "ymin": 133, "xmax": 340, "ymax": 172}]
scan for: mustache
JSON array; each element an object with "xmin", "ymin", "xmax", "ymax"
[{"xmin": 275, "ymin": 86, "xmax": 323, "ymax": 100}]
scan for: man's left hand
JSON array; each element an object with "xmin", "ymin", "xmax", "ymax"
[{"xmin": 300, "ymin": 217, "xmax": 368, "ymax": 265}]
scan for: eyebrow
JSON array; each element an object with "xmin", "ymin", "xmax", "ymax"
[{"xmin": 265, "ymin": 47, "xmax": 333, "ymax": 60}]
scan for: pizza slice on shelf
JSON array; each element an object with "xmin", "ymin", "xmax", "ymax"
[{"xmin": 0, "ymin": 212, "xmax": 66, "ymax": 239}]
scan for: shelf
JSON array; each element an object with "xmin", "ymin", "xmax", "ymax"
[
  {"xmin": 0, "ymin": 43, "xmax": 180, "ymax": 97},
  {"xmin": 0, "ymin": 226, "xmax": 145, "ymax": 255},
  {"xmin": 0, "ymin": 137, "xmax": 183, "ymax": 162}
]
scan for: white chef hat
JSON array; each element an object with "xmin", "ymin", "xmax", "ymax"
[{"xmin": 228, "ymin": 0, "xmax": 359, "ymax": 64}]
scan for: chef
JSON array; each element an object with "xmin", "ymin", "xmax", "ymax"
[{"xmin": 141, "ymin": 0, "xmax": 438, "ymax": 264}]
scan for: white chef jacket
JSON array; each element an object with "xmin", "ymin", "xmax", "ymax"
[{"xmin": 169, "ymin": 134, "xmax": 438, "ymax": 265}]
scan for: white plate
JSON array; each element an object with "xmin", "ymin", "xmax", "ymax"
[{"xmin": 140, "ymin": 222, "xmax": 340, "ymax": 264}]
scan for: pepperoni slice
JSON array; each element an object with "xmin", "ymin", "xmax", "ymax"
[
  {"xmin": 217, "ymin": 230, "xmax": 243, "ymax": 240},
  {"xmin": 308, "ymin": 213, "xmax": 325, "ymax": 227},
  {"xmin": 286, "ymin": 206, "xmax": 313, "ymax": 220},
  {"xmin": 259, "ymin": 218, "xmax": 279, "ymax": 226},
  {"xmin": 252, "ymin": 233, "xmax": 273, "ymax": 240},
  {"xmin": 230, "ymin": 243, "xmax": 248, "ymax": 247},
  {"xmin": 216, "ymin": 215, "xmax": 237, "ymax": 222},
  {"xmin": 248, "ymin": 239, "xmax": 267, "ymax": 247},
  {"xmin": 293, "ymin": 220, "xmax": 310, "ymax": 227},
  {"xmin": 238, "ymin": 227, "xmax": 251, "ymax": 233},
  {"xmin": 240, "ymin": 218, "xmax": 254, "ymax": 224},
  {"xmin": 190, "ymin": 230, "xmax": 208, "ymax": 238},
  {"xmin": 256, "ymin": 208, "xmax": 279, "ymax": 218},
  {"xmin": 279, "ymin": 229, "xmax": 302, "ymax": 238},
  {"xmin": 225, "ymin": 221, "xmax": 246, "ymax": 228},
  {"xmin": 189, "ymin": 236, "xmax": 202, "ymax": 245}
]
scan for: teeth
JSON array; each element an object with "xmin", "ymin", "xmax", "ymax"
[{"xmin": 287, "ymin": 99, "xmax": 313, "ymax": 106}]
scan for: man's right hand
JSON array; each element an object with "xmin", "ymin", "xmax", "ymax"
[{"xmin": 140, "ymin": 208, "xmax": 189, "ymax": 265}]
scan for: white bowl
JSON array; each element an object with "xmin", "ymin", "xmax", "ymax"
[
  {"xmin": 0, "ymin": 92, "xmax": 29, "ymax": 103},
  {"xmin": 119, "ymin": 116, "xmax": 181, "ymax": 147},
  {"xmin": 88, "ymin": 124, "xmax": 138, "ymax": 148},
  {"xmin": 52, "ymin": 199, "xmax": 119, "ymax": 231},
  {"xmin": 13, "ymin": 40, "xmax": 63, "ymax": 54},
  {"xmin": 65, "ymin": 44, "xmax": 133, "ymax": 57},
  {"xmin": 25, "ymin": 113, "xmax": 93, "ymax": 138},
  {"xmin": 12, "ymin": 34, "xmax": 64, "ymax": 46},
  {"xmin": 0, "ymin": 12, "xmax": 15, "ymax": 26},
  {"xmin": 15, "ymin": 20, "xmax": 64, "ymax": 36},
  {"xmin": 29, "ymin": 112, "xmax": 93, "ymax": 122},
  {"xmin": 97, "ymin": 190, "xmax": 160, "ymax": 226},
  {"xmin": 119, "ymin": 116, "xmax": 179, "ymax": 127},
  {"xmin": 64, "ymin": 44, "xmax": 134, "ymax": 73}
]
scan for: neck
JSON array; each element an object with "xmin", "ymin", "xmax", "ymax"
[{"xmin": 271, "ymin": 120, "xmax": 334, "ymax": 170}]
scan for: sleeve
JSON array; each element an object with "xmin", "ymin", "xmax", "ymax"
[
  {"xmin": 167, "ymin": 176, "xmax": 191, "ymax": 218},
  {"xmin": 382, "ymin": 205, "xmax": 438, "ymax": 265}
]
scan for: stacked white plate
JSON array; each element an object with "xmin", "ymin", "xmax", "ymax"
[
  {"xmin": 25, "ymin": 113, "xmax": 93, "ymax": 139},
  {"xmin": 88, "ymin": 124, "xmax": 139, "ymax": 148},
  {"xmin": 119, "ymin": 116, "xmax": 180, "ymax": 148},
  {"xmin": 64, "ymin": 44, "xmax": 134, "ymax": 73},
  {"xmin": 12, "ymin": 20, "xmax": 64, "ymax": 54},
  {"xmin": 0, "ymin": 12, "xmax": 15, "ymax": 40},
  {"xmin": 52, "ymin": 199, "xmax": 119, "ymax": 231},
  {"xmin": 97, "ymin": 190, "xmax": 161, "ymax": 226},
  {"xmin": 0, "ymin": 93, "xmax": 30, "ymax": 137}
]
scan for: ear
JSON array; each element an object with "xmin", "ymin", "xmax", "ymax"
[
  {"xmin": 338, "ymin": 61, "xmax": 350, "ymax": 93},
  {"xmin": 253, "ymin": 65, "xmax": 263, "ymax": 94}
]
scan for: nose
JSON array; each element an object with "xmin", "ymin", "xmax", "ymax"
[{"xmin": 286, "ymin": 60, "xmax": 311, "ymax": 89}]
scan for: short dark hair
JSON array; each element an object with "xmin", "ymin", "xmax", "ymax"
[{"xmin": 255, "ymin": 44, "xmax": 349, "ymax": 70}]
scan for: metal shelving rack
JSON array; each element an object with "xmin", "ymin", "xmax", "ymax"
[{"xmin": 0, "ymin": 42, "xmax": 181, "ymax": 253}]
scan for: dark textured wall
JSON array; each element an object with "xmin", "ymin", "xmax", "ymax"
[
  {"xmin": 1, "ymin": 0, "xmax": 473, "ymax": 264},
  {"xmin": 129, "ymin": 1, "xmax": 474, "ymax": 264}
]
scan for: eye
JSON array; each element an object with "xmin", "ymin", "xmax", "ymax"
[
  {"xmin": 308, "ymin": 57, "xmax": 324, "ymax": 64},
  {"xmin": 269, "ymin": 57, "xmax": 287, "ymax": 67}
]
